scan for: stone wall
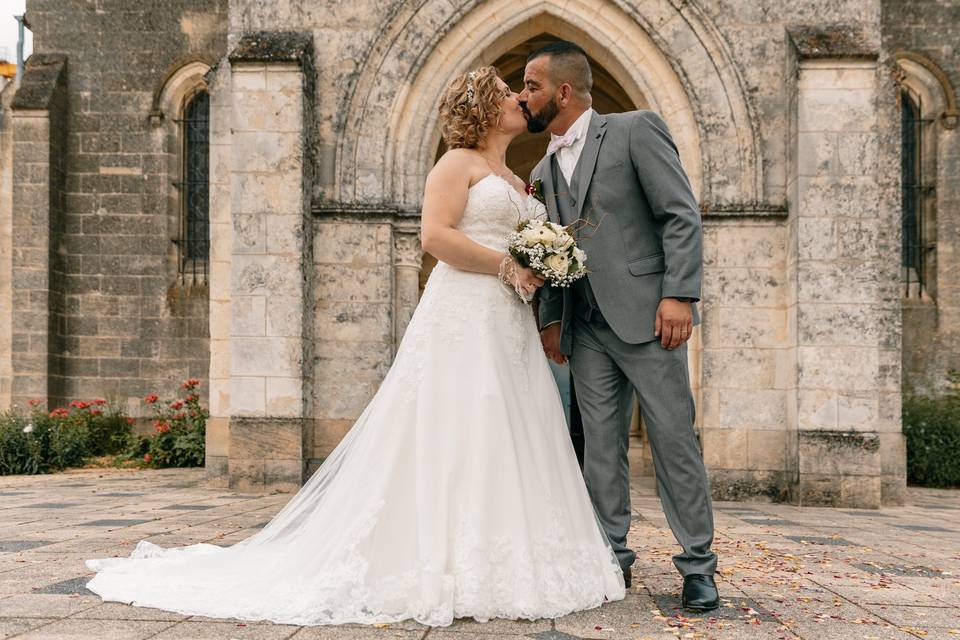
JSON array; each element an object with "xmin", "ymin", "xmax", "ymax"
[
  {"xmin": 5, "ymin": 0, "xmax": 229, "ymax": 414},
  {"xmin": 882, "ymin": 0, "xmax": 960, "ymax": 396}
]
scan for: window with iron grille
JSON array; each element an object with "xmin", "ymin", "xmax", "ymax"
[
  {"xmin": 176, "ymin": 87, "xmax": 209, "ymax": 286},
  {"xmin": 900, "ymin": 87, "xmax": 934, "ymax": 298}
]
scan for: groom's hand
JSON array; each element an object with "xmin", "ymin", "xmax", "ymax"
[
  {"xmin": 540, "ymin": 322, "xmax": 567, "ymax": 364},
  {"xmin": 655, "ymin": 298, "xmax": 693, "ymax": 350}
]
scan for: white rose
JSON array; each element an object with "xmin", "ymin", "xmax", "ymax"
[
  {"xmin": 521, "ymin": 228, "xmax": 541, "ymax": 246},
  {"xmin": 573, "ymin": 247, "xmax": 586, "ymax": 264},
  {"xmin": 535, "ymin": 226, "xmax": 557, "ymax": 245},
  {"xmin": 553, "ymin": 232, "xmax": 574, "ymax": 250},
  {"xmin": 544, "ymin": 253, "xmax": 569, "ymax": 274}
]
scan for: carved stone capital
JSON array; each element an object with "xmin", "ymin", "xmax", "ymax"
[{"xmin": 393, "ymin": 231, "xmax": 422, "ymax": 270}]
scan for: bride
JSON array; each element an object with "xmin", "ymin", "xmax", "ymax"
[{"xmin": 83, "ymin": 66, "xmax": 626, "ymax": 627}]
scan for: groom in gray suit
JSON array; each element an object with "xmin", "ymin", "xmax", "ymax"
[{"xmin": 520, "ymin": 41, "xmax": 719, "ymax": 611}]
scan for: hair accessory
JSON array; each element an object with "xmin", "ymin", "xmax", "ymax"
[{"xmin": 466, "ymin": 71, "xmax": 477, "ymax": 103}]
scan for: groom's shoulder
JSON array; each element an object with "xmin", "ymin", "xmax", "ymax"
[{"xmin": 609, "ymin": 109, "xmax": 670, "ymax": 132}]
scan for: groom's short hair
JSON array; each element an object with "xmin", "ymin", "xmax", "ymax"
[{"xmin": 526, "ymin": 41, "xmax": 593, "ymax": 100}]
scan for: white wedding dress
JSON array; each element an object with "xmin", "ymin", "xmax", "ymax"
[{"xmin": 84, "ymin": 173, "xmax": 625, "ymax": 627}]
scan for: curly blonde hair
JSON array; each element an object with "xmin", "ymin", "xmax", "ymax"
[{"xmin": 437, "ymin": 66, "xmax": 508, "ymax": 149}]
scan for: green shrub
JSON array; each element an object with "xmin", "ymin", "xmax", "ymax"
[
  {"xmin": 0, "ymin": 410, "xmax": 44, "ymax": 474},
  {"xmin": 0, "ymin": 406, "xmax": 92, "ymax": 474},
  {"xmin": 902, "ymin": 371, "xmax": 960, "ymax": 488},
  {"xmin": 119, "ymin": 378, "xmax": 207, "ymax": 468}
]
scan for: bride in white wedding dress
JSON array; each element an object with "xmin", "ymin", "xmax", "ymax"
[{"xmin": 84, "ymin": 66, "xmax": 625, "ymax": 627}]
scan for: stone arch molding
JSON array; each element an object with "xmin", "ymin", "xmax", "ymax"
[
  {"xmin": 894, "ymin": 51, "xmax": 959, "ymax": 130},
  {"xmin": 337, "ymin": 0, "xmax": 763, "ymax": 212}
]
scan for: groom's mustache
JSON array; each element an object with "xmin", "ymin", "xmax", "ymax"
[{"xmin": 519, "ymin": 102, "xmax": 532, "ymax": 120}]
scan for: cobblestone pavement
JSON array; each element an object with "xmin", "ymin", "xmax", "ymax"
[{"xmin": 0, "ymin": 468, "xmax": 958, "ymax": 639}]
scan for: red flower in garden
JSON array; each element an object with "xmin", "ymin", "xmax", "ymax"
[
  {"xmin": 89, "ymin": 409, "xmax": 102, "ymax": 416},
  {"xmin": 143, "ymin": 453, "xmax": 152, "ymax": 463},
  {"xmin": 185, "ymin": 394, "xmax": 198, "ymax": 403},
  {"xmin": 170, "ymin": 400, "xmax": 183, "ymax": 410},
  {"xmin": 93, "ymin": 398, "xmax": 106, "ymax": 405},
  {"xmin": 126, "ymin": 417, "xmax": 135, "ymax": 425},
  {"xmin": 144, "ymin": 393, "xmax": 158, "ymax": 404},
  {"xmin": 153, "ymin": 420, "xmax": 170, "ymax": 434},
  {"xmin": 181, "ymin": 378, "xmax": 201, "ymax": 389},
  {"xmin": 173, "ymin": 412, "xmax": 186, "ymax": 421},
  {"xmin": 69, "ymin": 400, "xmax": 89, "ymax": 409},
  {"xmin": 27, "ymin": 398, "xmax": 41, "ymax": 407},
  {"xmin": 49, "ymin": 408, "xmax": 69, "ymax": 418}
]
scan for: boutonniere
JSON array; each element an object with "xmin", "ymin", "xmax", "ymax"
[{"xmin": 525, "ymin": 179, "xmax": 545, "ymax": 205}]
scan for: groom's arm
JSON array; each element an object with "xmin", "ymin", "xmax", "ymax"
[
  {"xmin": 537, "ymin": 285, "xmax": 562, "ymax": 330},
  {"xmin": 628, "ymin": 110, "xmax": 703, "ymax": 302}
]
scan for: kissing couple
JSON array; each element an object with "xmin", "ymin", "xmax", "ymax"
[{"xmin": 83, "ymin": 39, "xmax": 719, "ymax": 627}]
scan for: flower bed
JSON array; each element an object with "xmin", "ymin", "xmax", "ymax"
[{"xmin": 0, "ymin": 379, "xmax": 207, "ymax": 475}]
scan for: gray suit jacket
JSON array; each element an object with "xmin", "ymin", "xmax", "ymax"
[{"xmin": 532, "ymin": 109, "xmax": 703, "ymax": 354}]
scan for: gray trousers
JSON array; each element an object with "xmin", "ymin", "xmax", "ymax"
[{"xmin": 569, "ymin": 312, "xmax": 717, "ymax": 577}]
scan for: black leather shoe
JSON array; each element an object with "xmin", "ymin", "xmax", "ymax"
[
  {"xmin": 622, "ymin": 566, "xmax": 632, "ymax": 588},
  {"xmin": 681, "ymin": 574, "xmax": 719, "ymax": 611}
]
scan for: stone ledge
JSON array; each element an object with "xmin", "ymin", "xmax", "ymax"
[
  {"xmin": 787, "ymin": 24, "xmax": 879, "ymax": 60},
  {"xmin": 227, "ymin": 31, "xmax": 313, "ymax": 65},
  {"xmin": 10, "ymin": 53, "xmax": 67, "ymax": 111}
]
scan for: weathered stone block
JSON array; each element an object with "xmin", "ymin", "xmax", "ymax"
[
  {"xmin": 702, "ymin": 428, "xmax": 747, "ymax": 469},
  {"xmin": 708, "ymin": 469, "xmax": 790, "ymax": 503},
  {"xmin": 265, "ymin": 376, "xmax": 303, "ymax": 417},
  {"xmin": 313, "ymin": 222, "xmax": 392, "ymax": 265},
  {"xmin": 229, "ymin": 416, "xmax": 303, "ymax": 460},
  {"xmin": 264, "ymin": 458, "xmax": 304, "ymax": 492},
  {"xmin": 747, "ymin": 429, "xmax": 787, "ymax": 470},
  {"xmin": 230, "ymin": 296, "xmax": 266, "ymax": 337},
  {"xmin": 228, "ymin": 458, "xmax": 265, "ymax": 492},
  {"xmin": 718, "ymin": 389, "xmax": 787, "ymax": 429},
  {"xmin": 797, "ymin": 431, "xmax": 880, "ymax": 476},
  {"xmin": 229, "ymin": 376, "xmax": 265, "ymax": 416}
]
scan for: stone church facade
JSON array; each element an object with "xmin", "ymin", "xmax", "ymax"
[{"xmin": 1, "ymin": 0, "xmax": 957, "ymax": 508}]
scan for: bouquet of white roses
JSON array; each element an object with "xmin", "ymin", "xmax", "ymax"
[{"xmin": 504, "ymin": 218, "xmax": 588, "ymax": 300}]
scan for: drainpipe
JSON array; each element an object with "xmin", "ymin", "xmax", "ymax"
[{"xmin": 15, "ymin": 14, "xmax": 27, "ymax": 87}]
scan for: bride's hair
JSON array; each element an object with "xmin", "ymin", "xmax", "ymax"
[{"xmin": 437, "ymin": 66, "xmax": 507, "ymax": 149}]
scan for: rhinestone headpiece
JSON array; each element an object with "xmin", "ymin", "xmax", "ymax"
[{"xmin": 466, "ymin": 71, "xmax": 477, "ymax": 103}]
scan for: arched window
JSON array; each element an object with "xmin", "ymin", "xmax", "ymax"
[
  {"xmin": 900, "ymin": 86, "xmax": 929, "ymax": 298},
  {"xmin": 177, "ymin": 86, "xmax": 209, "ymax": 285}
]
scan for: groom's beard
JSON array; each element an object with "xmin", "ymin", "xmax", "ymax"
[{"xmin": 524, "ymin": 97, "xmax": 560, "ymax": 134}]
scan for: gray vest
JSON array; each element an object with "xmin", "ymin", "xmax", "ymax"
[{"xmin": 551, "ymin": 155, "xmax": 599, "ymax": 316}]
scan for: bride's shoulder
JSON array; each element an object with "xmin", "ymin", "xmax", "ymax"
[{"xmin": 428, "ymin": 148, "xmax": 486, "ymax": 188}]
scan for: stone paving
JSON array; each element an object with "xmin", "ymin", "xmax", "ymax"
[{"xmin": 0, "ymin": 468, "xmax": 958, "ymax": 639}]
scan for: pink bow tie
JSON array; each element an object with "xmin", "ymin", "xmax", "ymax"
[{"xmin": 547, "ymin": 129, "xmax": 578, "ymax": 155}]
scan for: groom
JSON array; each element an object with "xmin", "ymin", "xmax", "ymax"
[{"xmin": 520, "ymin": 41, "xmax": 719, "ymax": 611}]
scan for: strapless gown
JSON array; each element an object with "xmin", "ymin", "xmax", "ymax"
[{"xmin": 83, "ymin": 173, "xmax": 625, "ymax": 627}]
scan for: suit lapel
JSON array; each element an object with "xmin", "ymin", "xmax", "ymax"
[
  {"xmin": 572, "ymin": 111, "xmax": 607, "ymax": 219},
  {"xmin": 539, "ymin": 158, "xmax": 560, "ymax": 224}
]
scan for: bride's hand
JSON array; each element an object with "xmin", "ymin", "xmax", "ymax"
[
  {"xmin": 515, "ymin": 265, "xmax": 545, "ymax": 297},
  {"xmin": 498, "ymin": 254, "xmax": 544, "ymax": 296}
]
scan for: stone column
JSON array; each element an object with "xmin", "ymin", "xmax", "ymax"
[
  {"xmin": 220, "ymin": 33, "xmax": 315, "ymax": 492},
  {"xmin": 8, "ymin": 54, "xmax": 68, "ymax": 410},
  {"xmin": 392, "ymin": 222, "xmax": 422, "ymax": 352},
  {"xmin": 785, "ymin": 26, "xmax": 905, "ymax": 508}
]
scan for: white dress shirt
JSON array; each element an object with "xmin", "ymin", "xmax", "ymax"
[{"xmin": 550, "ymin": 107, "xmax": 594, "ymax": 185}]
